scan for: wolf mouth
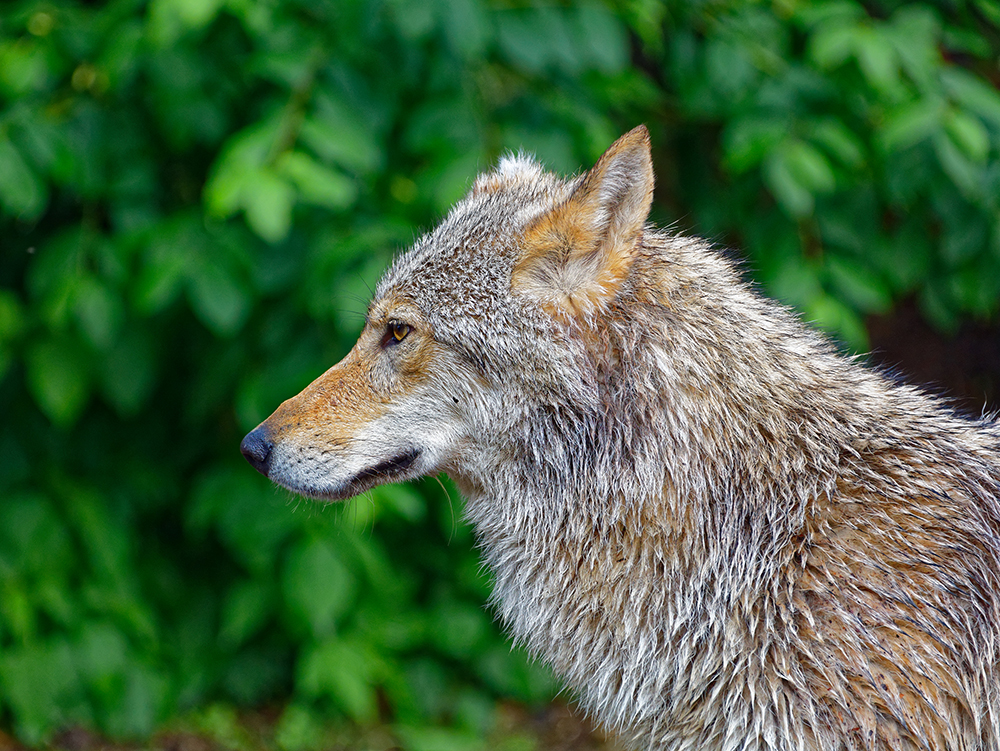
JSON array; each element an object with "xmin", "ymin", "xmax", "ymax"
[{"xmin": 347, "ymin": 448, "xmax": 421, "ymax": 490}]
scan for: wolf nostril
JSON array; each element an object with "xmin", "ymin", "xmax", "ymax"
[{"xmin": 240, "ymin": 427, "xmax": 274, "ymax": 476}]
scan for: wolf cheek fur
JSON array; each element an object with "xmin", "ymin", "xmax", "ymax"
[{"xmin": 242, "ymin": 126, "xmax": 1000, "ymax": 750}]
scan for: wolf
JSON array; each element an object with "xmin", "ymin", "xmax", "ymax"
[{"xmin": 241, "ymin": 126, "xmax": 1000, "ymax": 750}]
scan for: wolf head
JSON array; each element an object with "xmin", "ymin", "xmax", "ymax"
[{"xmin": 241, "ymin": 126, "xmax": 655, "ymax": 501}]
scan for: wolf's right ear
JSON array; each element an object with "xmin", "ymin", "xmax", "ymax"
[{"xmin": 512, "ymin": 125, "xmax": 654, "ymax": 321}]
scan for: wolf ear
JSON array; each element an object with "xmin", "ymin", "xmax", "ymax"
[{"xmin": 512, "ymin": 125, "xmax": 654, "ymax": 320}]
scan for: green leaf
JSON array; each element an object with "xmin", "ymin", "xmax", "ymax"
[
  {"xmin": 74, "ymin": 623, "xmax": 128, "ymax": 703},
  {"xmin": 223, "ymin": 647, "xmax": 288, "ymax": 705},
  {"xmin": 98, "ymin": 327, "xmax": 157, "ymax": 416},
  {"xmin": 11, "ymin": 112, "xmax": 66, "ymax": 177},
  {"xmin": 35, "ymin": 577, "xmax": 75, "ymax": 627},
  {"xmin": 0, "ymin": 39, "xmax": 51, "ymax": 97},
  {"xmin": 887, "ymin": 6, "xmax": 938, "ymax": 87},
  {"xmin": 441, "ymin": 0, "xmax": 490, "ymax": 60},
  {"xmin": 107, "ymin": 662, "xmax": 166, "ymax": 737},
  {"xmin": 186, "ymin": 257, "xmax": 251, "ymax": 336},
  {"xmin": 189, "ymin": 468, "xmax": 298, "ymax": 570},
  {"xmin": 0, "ymin": 581, "xmax": 35, "ymax": 644},
  {"xmin": 942, "ymin": 27, "xmax": 992, "ymax": 60},
  {"xmin": 497, "ymin": 10, "xmax": 551, "ymax": 73},
  {"xmin": 825, "ymin": 256, "xmax": 892, "ymax": 313},
  {"xmin": 300, "ymin": 103, "xmax": 383, "ymax": 175},
  {"xmin": 803, "ymin": 293, "xmax": 870, "ymax": 351},
  {"xmin": 252, "ymin": 48, "xmax": 322, "ymax": 89},
  {"xmin": 918, "ymin": 281, "xmax": 960, "ymax": 332},
  {"xmin": 0, "ymin": 640, "xmax": 82, "ymax": 746},
  {"xmin": 274, "ymin": 704, "xmax": 327, "ymax": 751},
  {"xmin": 795, "ymin": 0, "xmax": 865, "ymax": 29},
  {"xmin": 722, "ymin": 117, "xmax": 787, "ymax": 174},
  {"xmin": 62, "ymin": 484, "xmax": 134, "ymax": 589},
  {"xmin": 73, "ymin": 276, "xmax": 124, "ymax": 350},
  {"xmin": 0, "ymin": 492, "xmax": 73, "ymax": 578},
  {"xmin": 396, "ymin": 726, "xmax": 483, "ymax": 751},
  {"xmin": 426, "ymin": 150, "xmax": 489, "ymax": 213},
  {"xmin": 877, "ymin": 98, "xmax": 944, "ymax": 153},
  {"xmin": 764, "ymin": 153, "xmax": 814, "ymax": 217},
  {"xmin": 763, "ymin": 141, "xmax": 834, "ymax": 217},
  {"xmin": 941, "ymin": 67, "xmax": 1000, "ymax": 128},
  {"xmin": 538, "ymin": 6, "xmax": 582, "ymax": 74},
  {"xmin": 933, "ymin": 131, "xmax": 982, "ymax": 198},
  {"xmin": 371, "ymin": 483, "xmax": 426, "ymax": 523},
  {"xmin": 941, "ymin": 212, "xmax": 989, "ymax": 266},
  {"xmin": 298, "ymin": 639, "xmax": 377, "ymax": 722},
  {"xmin": 808, "ymin": 22, "xmax": 856, "ymax": 69},
  {"xmin": 0, "ymin": 289, "xmax": 26, "ymax": 342},
  {"xmin": 430, "ymin": 602, "xmax": 489, "ymax": 659},
  {"xmin": 386, "ymin": 0, "xmax": 437, "ymax": 39},
  {"xmin": 944, "ymin": 109, "xmax": 990, "ymax": 164},
  {"xmin": 575, "ymin": 1, "xmax": 629, "ymax": 74},
  {"xmin": 0, "ymin": 139, "xmax": 46, "ymax": 219},
  {"xmin": 475, "ymin": 644, "xmax": 557, "ymax": 703},
  {"xmin": 219, "ymin": 580, "xmax": 274, "ymax": 650},
  {"xmin": 282, "ymin": 538, "xmax": 356, "ymax": 639},
  {"xmin": 763, "ymin": 254, "xmax": 823, "ymax": 310},
  {"xmin": 809, "ymin": 119, "xmax": 865, "ymax": 168},
  {"xmin": 784, "ymin": 140, "xmax": 836, "ymax": 193},
  {"xmin": 242, "ymin": 168, "xmax": 295, "ymax": 243},
  {"xmin": 193, "ymin": 704, "xmax": 255, "ymax": 751},
  {"xmin": 25, "ymin": 337, "xmax": 90, "ymax": 427},
  {"xmin": 148, "ymin": 0, "xmax": 226, "ymax": 44},
  {"xmin": 704, "ymin": 37, "xmax": 757, "ymax": 102},
  {"xmin": 204, "ymin": 119, "xmax": 281, "ymax": 218},
  {"xmin": 625, "ymin": 0, "xmax": 669, "ymax": 48},
  {"xmin": 854, "ymin": 27, "xmax": 900, "ymax": 94},
  {"xmin": 276, "ymin": 151, "xmax": 358, "ymax": 210},
  {"xmin": 882, "ymin": 223, "xmax": 931, "ymax": 290},
  {"xmin": 171, "ymin": 0, "xmax": 226, "ymax": 28},
  {"xmin": 949, "ymin": 264, "xmax": 1000, "ymax": 317},
  {"xmin": 134, "ymin": 240, "xmax": 188, "ymax": 314},
  {"xmin": 973, "ymin": 0, "xmax": 1000, "ymax": 25}
]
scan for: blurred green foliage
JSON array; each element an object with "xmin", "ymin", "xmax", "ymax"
[{"xmin": 1, "ymin": 0, "xmax": 999, "ymax": 746}]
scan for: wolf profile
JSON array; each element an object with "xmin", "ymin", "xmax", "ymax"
[{"xmin": 242, "ymin": 126, "xmax": 1000, "ymax": 750}]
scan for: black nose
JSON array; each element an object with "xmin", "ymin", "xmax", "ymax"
[{"xmin": 240, "ymin": 426, "xmax": 274, "ymax": 476}]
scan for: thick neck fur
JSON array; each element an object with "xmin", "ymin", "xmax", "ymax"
[{"xmin": 456, "ymin": 230, "xmax": 1000, "ymax": 751}]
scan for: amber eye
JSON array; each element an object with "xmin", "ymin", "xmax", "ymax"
[{"xmin": 383, "ymin": 320, "xmax": 412, "ymax": 346}]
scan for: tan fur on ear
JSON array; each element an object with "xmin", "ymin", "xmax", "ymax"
[{"xmin": 513, "ymin": 126, "xmax": 654, "ymax": 320}]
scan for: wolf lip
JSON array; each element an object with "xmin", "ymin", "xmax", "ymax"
[{"xmin": 348, "ymin": 448, "xmax": 421, "ymax": 488}]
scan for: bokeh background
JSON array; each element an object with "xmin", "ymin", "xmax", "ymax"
[{"xmin": 1, "ymin": 0, "xmax": 999, "ymax": 749}]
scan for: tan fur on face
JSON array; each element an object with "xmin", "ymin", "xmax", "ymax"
[
  {"xmin": 263, "ymin": 345, "xmax": 388, "ymax": 453},
  {"xmin": 262, "ymin": 293, "xmax": 435, "ymax": 452},
  {"xmin": 247, "ymin": 291, "xmax": 465, "ymax": 501}
]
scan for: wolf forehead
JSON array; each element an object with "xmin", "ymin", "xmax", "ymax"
[{"xmin": 373, "ymin": 154, "xmax": 578, "ymax": 325}]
